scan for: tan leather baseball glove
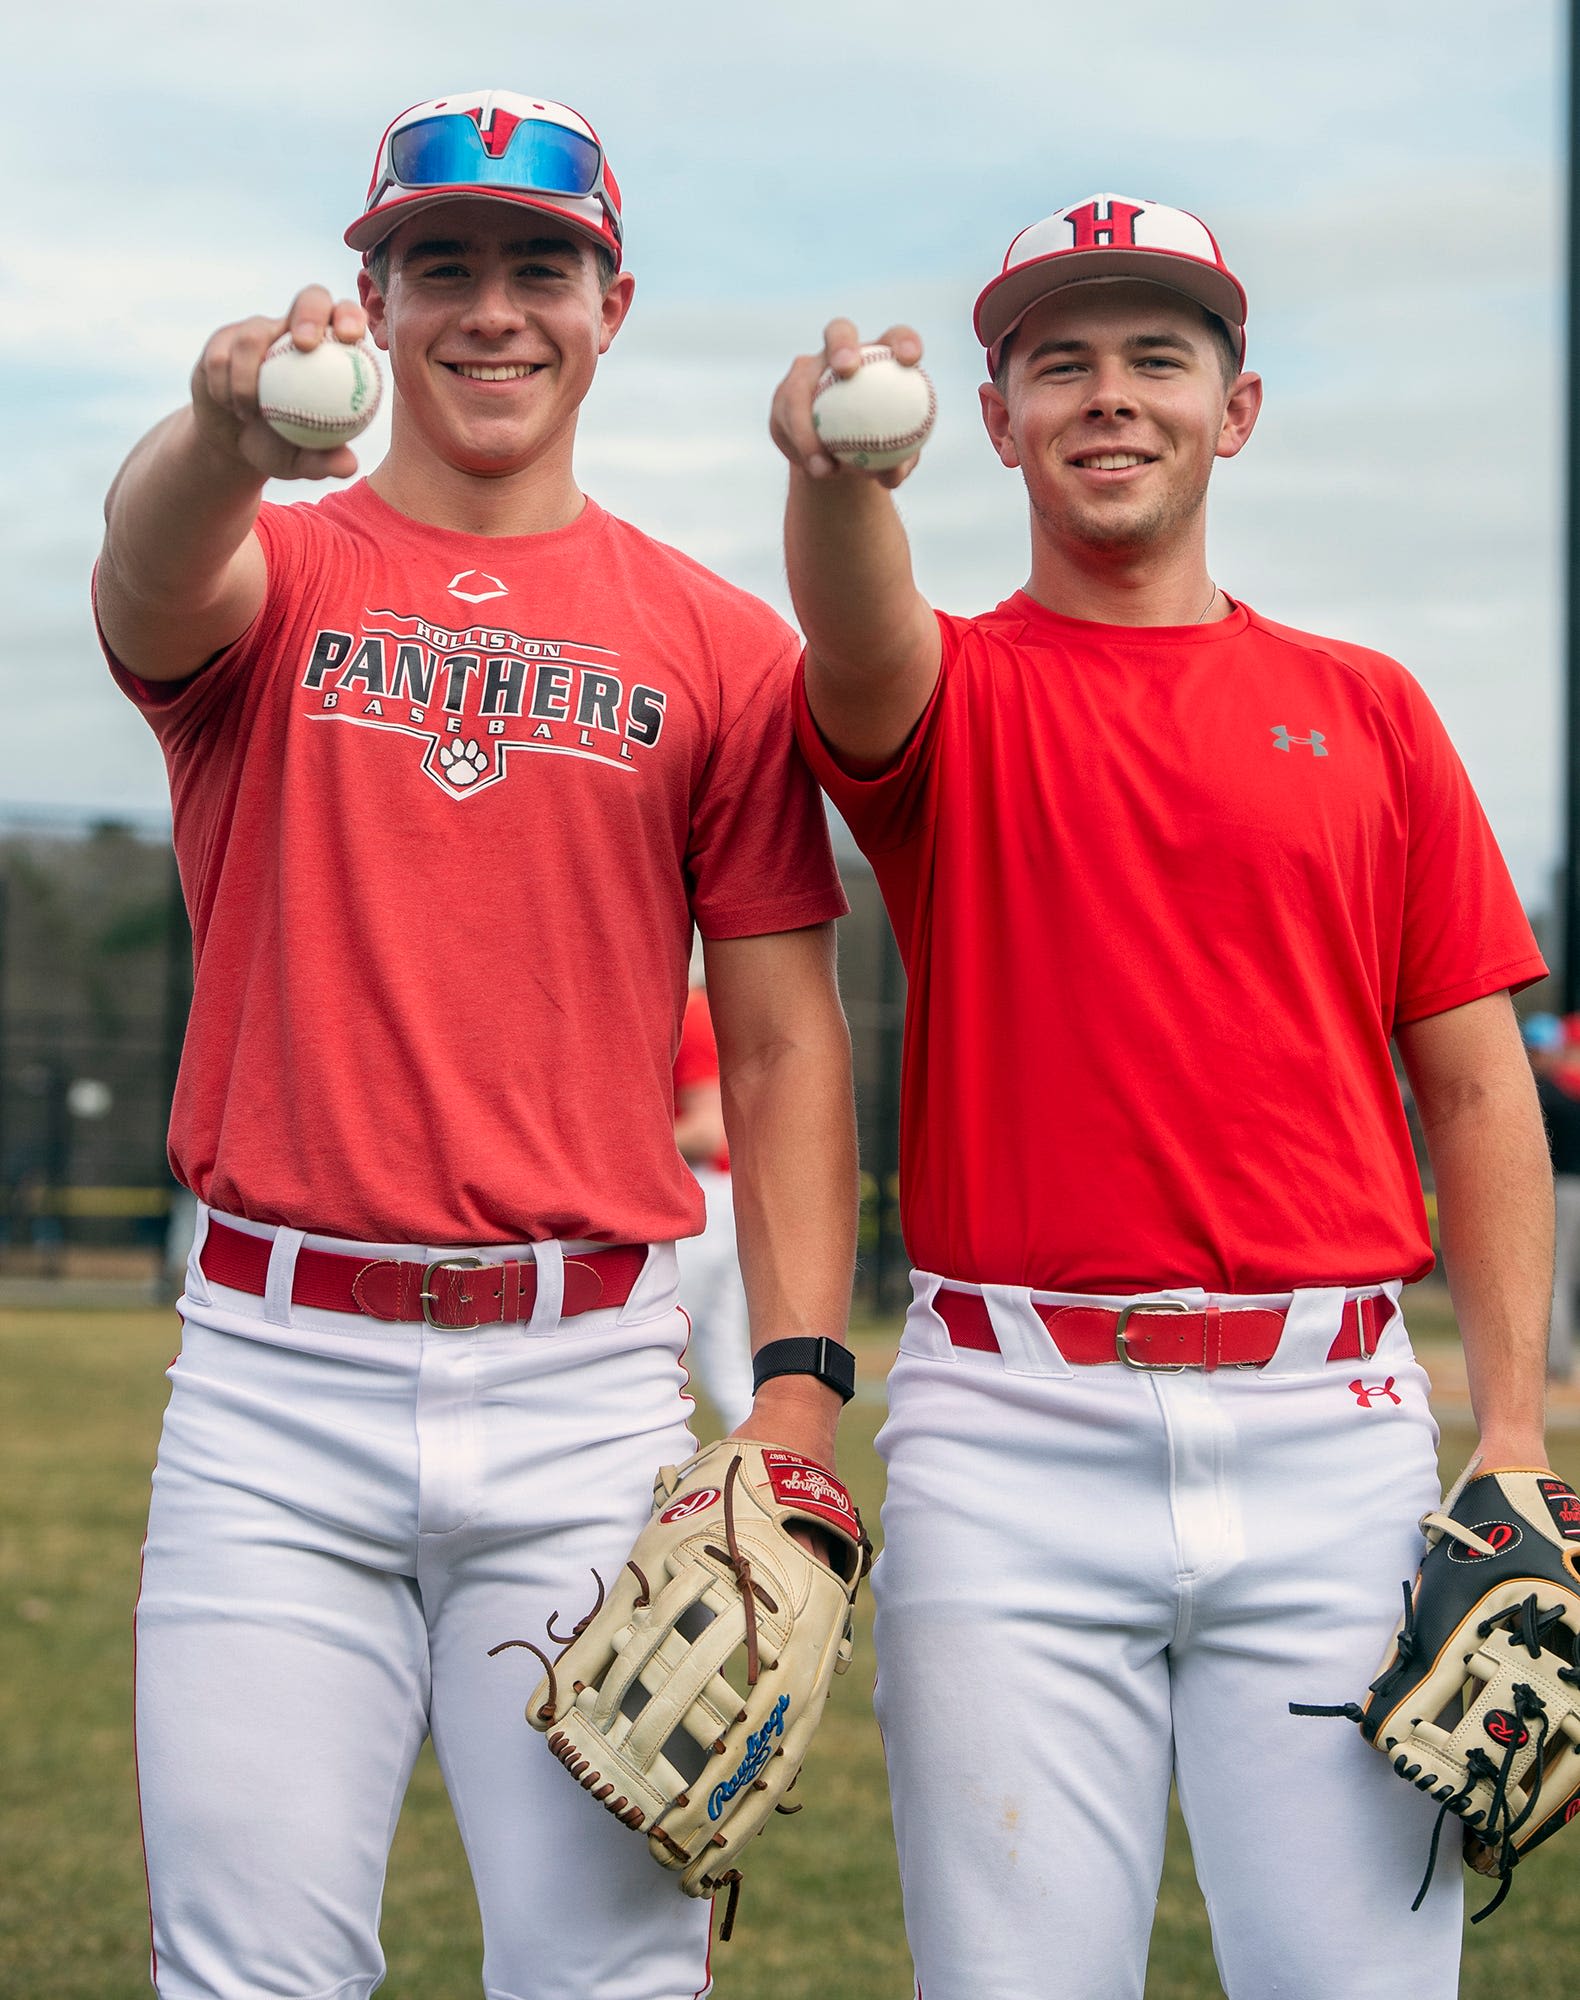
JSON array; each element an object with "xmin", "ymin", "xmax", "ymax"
[
  {"xmin": 491, "ymin": 1438, "xmax": 871, "ymax": 1935},
  {"xmin": 1293, "ymin": 1462, "xmax": 1580, "ymax": 1919}
]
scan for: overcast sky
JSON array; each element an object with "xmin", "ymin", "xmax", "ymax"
[{"xmin": 4, "ymin": 0, "xmax": 1563, "ymax": 900}]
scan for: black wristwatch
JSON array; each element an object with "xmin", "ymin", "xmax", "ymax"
[{"xmin": 750, "ymin": 1336, "xmax": 857, "ymax": 1404}]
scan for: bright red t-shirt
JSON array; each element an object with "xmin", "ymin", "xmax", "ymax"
[
  {"xmin": 674, "ymin": 988, "xmax": 729, "ymax": 1173},
  {"xmin": 102, "ymin": 483, "xmax": 846, "ymax": 1247},
  {"xmin": 795, "ymin": 593, "xmax": 1546, "ymax": 1293}
]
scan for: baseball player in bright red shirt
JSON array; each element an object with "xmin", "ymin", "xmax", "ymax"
[
  {"xmin": 96, "ymin": 91, "xmax": 858, "ymax": 2000},
  {"xmin": 771, "ymin": 196, "xmax": 1556, "ymax": 1995}
]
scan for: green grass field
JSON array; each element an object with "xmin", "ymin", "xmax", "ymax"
[{"xmin": 2, "ymin": 1303, "xmax": 1577, "ymax": 1998}]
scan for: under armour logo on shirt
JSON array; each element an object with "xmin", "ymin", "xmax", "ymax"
[
  {"xmin": 1271, "ymin": 725, "xmax": 1328, "ymax": 756},
  {"xmin": 1349, "ymin": 1377, "xmax": 1401, "ymax": 1408}
]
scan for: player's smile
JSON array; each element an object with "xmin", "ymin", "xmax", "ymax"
[
  {"xmin": 1066, "ymin": 448, "xmax": 1160, "ymax": 481},
  {"xmin": 443, "ymin": 361, "xmax": 545, "ymax": 382},
  {"xmin": 432, "ymin": 356, "xmax": 554, "ymax": 405}
]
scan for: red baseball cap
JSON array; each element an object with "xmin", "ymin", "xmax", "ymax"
[
  {"xmin": 346, "ymin": 91, "xmax": 623, "ymax": 267},
  {"xmin": 974, "ymin": 194, "xmax": 1246, "ymax": 369}
]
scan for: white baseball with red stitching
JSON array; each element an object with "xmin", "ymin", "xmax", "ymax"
[
  {"xmin": 812, "ymin": 345, "xmax": 936, "ymax": 471},
  {"xmin": 258, "ymin": 333, "xmax": 383, "ymax": 451}
]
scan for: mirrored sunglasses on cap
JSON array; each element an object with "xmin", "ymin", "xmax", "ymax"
[{"xmin": 350, "ymin": 100, "xmax": 622, "ymax": 258}]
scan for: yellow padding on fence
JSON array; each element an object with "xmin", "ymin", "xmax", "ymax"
[{"xmin": 19, "ymin": 1186, "xmax": 171, "ymax": 1219}]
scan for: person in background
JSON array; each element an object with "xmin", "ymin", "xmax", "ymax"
[
  {"xmin": 1525, "ymin": 1011, "xmax": 1580, "ymax": 1380},
  {"xmin": 674, "ymin": 975, "xmax": 755, "ymax": 1430}
]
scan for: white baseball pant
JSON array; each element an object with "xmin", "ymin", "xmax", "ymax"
[
  {"xmin": 135, "ymin": 1205, "xmax": 714, "ymax": 2000},
  {"xmin": 872, "ymin": 1272, "xmax": 1462, "ymax": 2000}
]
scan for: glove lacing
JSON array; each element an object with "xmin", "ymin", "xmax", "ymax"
[
  {"xmin": 1288, "ymin": 1578, "xmax": 1422, "ymax": 1726},
  {"xmin": 1408, "ymin": 1595, "xmax": 1566, "ymax": 1921},
  {"xmin": 487, "ymin": 1568, "xmax": 612, "ymax": 1726}
]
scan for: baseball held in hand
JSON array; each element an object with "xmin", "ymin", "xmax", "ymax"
[
  {"xmin": 812, "ymin": 346, "xmax": 936, "ymax": 471},
  {"xmin": 258, "ymin": 332, "xmax": 383, "ymax": 451}
]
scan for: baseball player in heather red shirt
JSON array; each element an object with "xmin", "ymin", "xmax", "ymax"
[
  {"xmin": 96, "ymin": 91, "xmax": 858, "ymax": 2000},
  {"xmin": 771, "ymin": 196, "xmax": 1555, "ymax": 1995}
]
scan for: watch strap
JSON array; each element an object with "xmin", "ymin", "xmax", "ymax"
[{"xmin": 750, "ymin": 1335, "xmax": 857, "ymax": 1404}]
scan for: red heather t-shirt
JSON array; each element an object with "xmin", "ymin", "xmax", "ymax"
[
  {"xmin": 103, "ymin": 483, "xmax": 846, "ymax": 1247},
  {"xmin": 674, "ymin": 988, "xmax": 729, "ymax": 1173},
  {"xmin": 795, "ymin": 594, "xmax": 1545, "ymax": 1294}
]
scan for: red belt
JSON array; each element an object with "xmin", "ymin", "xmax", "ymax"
[
  {"xmin": 932, "ymin": 1288, "xmax": 1390, "ymax": 1370},
  {"xmin": 200, "ymin": 1218, "xmax": 648, "ymax": 1331}
]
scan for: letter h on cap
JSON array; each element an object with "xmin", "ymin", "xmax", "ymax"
[{"xmin": 1065, "ymin": 199, "xmax": 1145, "ymax": 249}]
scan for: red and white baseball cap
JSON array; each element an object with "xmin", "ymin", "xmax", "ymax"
[
  {"xmin": 346, "ymin": 91, "xmax": 624, "ymax": 266},
  {"xmin": 974, "ymin": 194, "xmax": 1246, "ymax": 369}
]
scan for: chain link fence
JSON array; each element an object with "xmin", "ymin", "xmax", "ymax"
[
  {"xmin": 0, "ymin": 810, "xmax": 908, "ymax": 1308},
  {"xmin": 0, "ymin": 812, "xmax": 189, "ymax": 1285}
]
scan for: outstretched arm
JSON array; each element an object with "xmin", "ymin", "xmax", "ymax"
[
  {"xmin": 771, "ymin": 317, "xmax": 942, "ymax": 773},
  {"xmin": 98, "ymin": 287, "xmax": 368, "ymax": 682},
  {"xmin": 1396, "ymin": 990, "xmax": 1553, "ymax": 1469},
  {"xmin": 702, "ymin": 924, "xmax": 858, "ymax": 1472}
]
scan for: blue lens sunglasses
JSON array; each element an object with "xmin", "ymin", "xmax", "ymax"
[{"xmin": 382, "ymin": 113, "xmax": 622, "ymax": 248}]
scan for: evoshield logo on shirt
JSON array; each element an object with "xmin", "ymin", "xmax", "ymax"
[
  {"xmin": 299, "ymin": 613, "xmax": 667, "ymax": 796},
  {"xmin": 447, "ymin": 569, "xmax": 509, "ymax": 605}
]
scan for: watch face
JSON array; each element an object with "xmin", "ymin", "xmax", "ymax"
[{"xmin": 817, "ymin": 1340, "xmax": 857, "ymax": 1398}]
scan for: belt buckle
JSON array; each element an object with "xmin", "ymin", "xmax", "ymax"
[
  {"xmin": 421, "ymin": 1256, "xmax": 486, "ymax": 1330},
  {"xmin": 1115, "ymin": 1299, "xmax": 1193, "ymax": 1371}
]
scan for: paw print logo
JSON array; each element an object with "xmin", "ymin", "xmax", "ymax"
[{"xmin": 439, "ymin": 738, "xmax": 489, "ymax": 788}]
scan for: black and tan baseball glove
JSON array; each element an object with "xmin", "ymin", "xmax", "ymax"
[
  {"xmin": 1293, "ymin": 1462, "xmax": 1580, "ymax": 1918},
  {"xmin": 491, "ymin": 1438, "xmax": 871, "ymax": 1935}
]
